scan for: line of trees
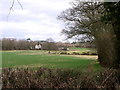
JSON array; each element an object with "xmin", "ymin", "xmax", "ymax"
[
  {"xmin": 1, "ymin": 38, "xmax": 36, "ymax": 50},
  {"xmin": 0, "ymin": 38, "xmax": 66, "ymax": 51},
  {"xmin": 58, "ymin": 1, "xmax": 120, "ymax": 68}
]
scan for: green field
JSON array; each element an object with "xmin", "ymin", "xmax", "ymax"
[
  {"xmin": 69, "ymin": 47, "xmax": 97, "ymax": 54},
  {"xmin": 2, "ymin": 48, "xmax": 101, "ymax": 71},
  {"xmin": 70, "ymin": 47, "xmax": 92, "ymax": 51}
]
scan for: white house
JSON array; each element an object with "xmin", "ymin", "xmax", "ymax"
[
  {"xmin": 35, "ymin": 44, "xmax": 42, "ymax": 50},
  {"xmin": 58, "ymin": 47, "xmax": 69, "ymax": 51}
]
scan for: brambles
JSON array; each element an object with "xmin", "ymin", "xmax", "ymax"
[{"xmin": 2, "ymin": 68, "xmax": 120, "ymax": 88}]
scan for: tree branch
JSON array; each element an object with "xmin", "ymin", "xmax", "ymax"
[
  {"xmin": 7, "ymin": 0, "xmax": 15, "ymax": 20},
  {"xmin": 101, "ymin": 69, "xmax": 115, "ymax": 87},
  {"xmin": 17, "ymin": 0, "xmax": 23, "ymax": 10},
  {"xmin": 7, "ymin": 0, "xmax": 23, "ymax": 21}
]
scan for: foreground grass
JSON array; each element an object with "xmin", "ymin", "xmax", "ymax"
[{"xmin": 2, "ymin": 50, "xmax": 100, "ymax": 71}]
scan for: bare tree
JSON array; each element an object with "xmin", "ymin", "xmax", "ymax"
[{"xmin": 42, "ymin": 38, "xmax": 58, "ymax": 54}]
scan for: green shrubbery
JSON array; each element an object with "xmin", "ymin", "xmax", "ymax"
[
  {"xmin": 58, "ymin": 51, "xmax": 97, "ymax": 55},
  {"xmin": 2, "ymin": 68, "xmax": 120, "ymax": 88}
]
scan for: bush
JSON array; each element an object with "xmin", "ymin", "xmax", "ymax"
[
  {"xmin": 72, "ymin": 52, "xmax": 80, "ymax": 55},
  {"xmin": 81, "ymin": 52, "xmax": 90, "ymax": 55},
  {"xmin": 60, "ymin": 52, "xmax": 67, "ymax": 55},
  {"xmin": 2, "ymin": 68, "xmax": 120, "ymax": 88},
  {"xmin": 81, "ymin": 52, "xmax": 97, "ymax": 55},
  {"xmin": 90, "ymin": 52, "xmax": 97, "ymax": 55}
]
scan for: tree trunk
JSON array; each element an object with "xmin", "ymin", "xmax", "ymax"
[
  {"xmin": 49, "ymin": 50, "xmax": 51, "ymax": 54},
  {"xmin": 96, "ymin": 32, "xmax": 117, "ymax": 68},
  {"xmin": 112, "ymin": 23, "xmax": 120, "ymax": 68},
  {"xmin": 103, "ymin": 2, "xmax": 120, "ymax": 69}
]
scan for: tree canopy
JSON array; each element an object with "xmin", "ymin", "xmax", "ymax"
[{"xmin": 58, "ymin": 1, "xmax": 119, "ymax": 68}]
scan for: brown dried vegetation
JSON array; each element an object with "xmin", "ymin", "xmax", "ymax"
[{"xmin": 1, "ymin": 68, "xmax": 120, "ymax": 89}]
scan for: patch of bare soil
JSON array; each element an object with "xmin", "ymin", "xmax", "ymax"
[
  {"xmin": 19, "ymin": 53, "xmax": 41, "ymax": 55},
  {"xmin": 71, "ymin": 55, "xmax": 98, "ymax": 59},
  {"xmin": 61, "ymin": 55, "xmax": 98, "ymax": 60}
]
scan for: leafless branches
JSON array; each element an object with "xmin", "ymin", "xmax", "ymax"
[
  {"xmin": 16, "ymin": 0, "xmax": 23, "ymax": 9},
  {"xmin": 7, "ymin": 0, "xmax": 23, "ymax": 20}
]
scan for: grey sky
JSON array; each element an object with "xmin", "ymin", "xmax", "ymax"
[
  {"xmin": 1, "ymin": 0, "xmax": 116, "ymax": 42},
  {"xmin": 0, "ymin": 0, "xmax": 72, "ymax": 42}
]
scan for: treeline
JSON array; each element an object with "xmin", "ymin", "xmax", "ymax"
[
  {"xmin": 0, "ymin": 38, "xmax": 96, "ymax": 50},
  {"xmin": 1, "ymin": 38, "xmax": 59, "ymax": 50},
  {"xmin": 0, "ymin": 38, "xmax": 61, "ymax": 50},
  {"xmin": 1, "ymin": 38, "xmax": 36, "ymax": 50}
]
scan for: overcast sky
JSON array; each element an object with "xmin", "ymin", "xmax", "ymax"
[{"xmin": 0, "ymin": 0, "xmax": 72, "ymax": 42}]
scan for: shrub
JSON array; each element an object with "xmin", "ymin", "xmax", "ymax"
[
  {"xmin": 2, "ymin": 68, "xmax": 120, "ymax": 88},
  {"xmin": 81, "ymin": 52, "xmax": 90, "ymax": 55},
  {"xmin": 72, "ymin": 52, "xmax": 80, "ymax": 55},
  {"xmin": 90, "ymin": 52, "xmax": 97, "ymax": 55},
  {"xmin": 81, "ymin": 52, "xmax": 97, "ymax": 55},
  {"xmin": 60, "ymin": 52, "xmax": 67, "ymax": 55}
]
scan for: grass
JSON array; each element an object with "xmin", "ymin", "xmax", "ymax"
[
  {"xmin": 69, "ymin": 47, "xmax": 91, "ymax": 51},
  {"xmin": 2, "ymin": 50, "xmax": 101, "ymax": 71},
  {"xmin": 69, "ymin": 47, "xmax": 97, "ymax": 54}
]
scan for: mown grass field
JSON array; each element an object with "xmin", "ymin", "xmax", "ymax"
[{"xmin": 2, "ymin": 48, "xmax": 101, "ymax": 72}]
